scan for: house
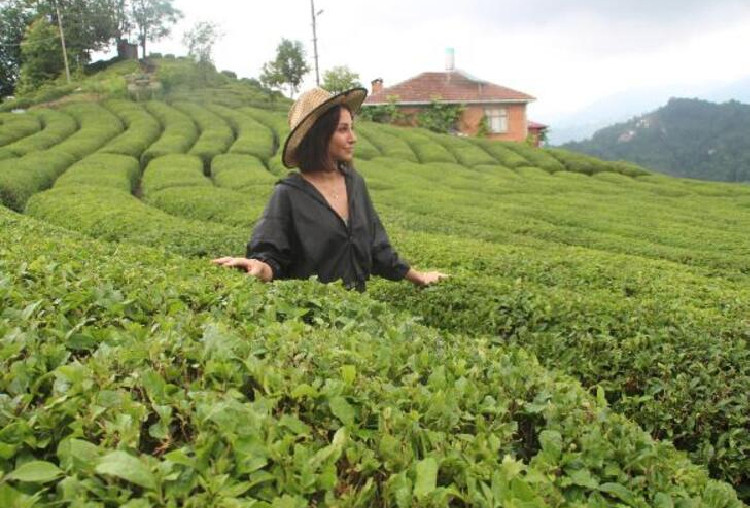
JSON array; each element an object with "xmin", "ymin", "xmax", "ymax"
[{"xmin": 362, "ymin": 50, "xmax": 545, "ymax": 145}]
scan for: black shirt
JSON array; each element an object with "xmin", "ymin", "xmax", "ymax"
[{"xmin": 246, "ymin": 167, "xmax": 410, "ymax": 290}]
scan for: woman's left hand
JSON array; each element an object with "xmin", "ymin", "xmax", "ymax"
[{"xmin": 406, "ymin": 269, "xmax": 449, "ymax": 287}]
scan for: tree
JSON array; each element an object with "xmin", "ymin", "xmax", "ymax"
[
  {"xmin": 259, "ymin": 39, "xmax": 309, "ymax": 98},
  {"xmin": 0, "ymin": 0, "xmax": 35, "ymax": 97},
  {"xmin": 17, "ymin": 16, "xmax": 67, "ymax": 93},
  {"xmin": 130, "ymin": 0, "xmax": 182, "ymax": 59},
  {"xmin": 182, "ymin": 20, "xmax": 222, "ymax": 64},
  {"xmin": 321, "ymin": 65, "xmax": 361, "ymax": 94}
]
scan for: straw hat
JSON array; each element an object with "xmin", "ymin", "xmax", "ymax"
[{"xmin": 282, "ymin": 87, "xmax": 368, "ymax": 168}]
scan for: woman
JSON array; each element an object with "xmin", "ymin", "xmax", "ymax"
[{"xmin": 212, "ymin": 87, "xmax": 446, "ymax": 290}]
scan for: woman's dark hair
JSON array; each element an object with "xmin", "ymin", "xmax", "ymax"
[{"xmin": 297, "ymin": 105, "xmax": 351, "ymax": 173}]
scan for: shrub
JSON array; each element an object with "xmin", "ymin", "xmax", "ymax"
[
  {"xmin": 208, "ymin": 104, "xmax": 275, "ymax": 160},
  {"xmin": 25, "ymin": 185, "xmax": 244, "ymax": 257},
  {"xmin": 468, "ymin": 138, "xmax": 530, "ymax": 167},
  {"xmin": 100, "ymin": 99, "xmax": 162, "ymax": 159},
  {"xmin": 140, "ymin": 101, "xmax": 199, "ymax": 166},
  {"xmin": 211, "ymin": 153, "xmax": 277, "ymax": 190},
  {"xmin": 0, "ymin": 150, "xmax": 76, "ymax": 210},
  {"xmin": 502, "ymin": 142, "xmax": 567, "ymax": 172},
  {"xmin": 356, "ymin": 123, "xmax": 418, "ymax": 162},
  {"xmin": 423, "ymin": 130, "xmax": 497, "ymax": 166},
  {"xmin": 55, "ymin": 153, "xmax": 140, "ymax": 193},
  {"xmin": 51, "ymin": 103, "xmax": 124, "ymax": 159},
  {"xmin": 146, "ymin": 186, "xmax": 267, "ymax": 228},
  {"xmin": 0, "ymin": 111, "xmax": 42, "ymax": 146},
  {"xmin": 141, "ymin": 154, "xmax": 209, "ymax": 195},
  {"xmin": 398, "ymin": 127, "xmax": 456, "ymax": 164},
  {"xmin": 1, "ymin": 109, "xmax": 77, "ymax": 156},
  {"xmin": 174, "ymin": 103, "xmax": 235, "ymax": 168}
]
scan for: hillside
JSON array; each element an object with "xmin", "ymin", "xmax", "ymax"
[
  {"xmin": 562, "ymin": 97, "xmax": 750, "ymax": 182},
  {"xmin": 1, "ymin": 61, "xmax": 749, "ymax": 506}
]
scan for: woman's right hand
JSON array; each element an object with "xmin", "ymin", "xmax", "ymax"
[{"xmin": 211, "ymin": 257, "xmax": 273, "ymax": 283}]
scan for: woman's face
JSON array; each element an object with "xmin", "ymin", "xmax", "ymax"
[{"xmin": 327, "ymin": 108, "xmax": 357, "ymax": 164}]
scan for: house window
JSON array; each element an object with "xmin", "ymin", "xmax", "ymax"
[{"xmin": 485, "ymin": 108, "xmax": 508, "ymax": 133}]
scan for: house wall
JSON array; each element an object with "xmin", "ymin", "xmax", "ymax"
[
  {"xmin": 460, "ymin": 104, "xmax": 528, "ymax": 142},
  {"xmin": 364, "ymin": 102, "xmax": 529, "ymax": 142}
]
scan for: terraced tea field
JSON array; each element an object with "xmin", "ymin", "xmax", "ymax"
[{"xmin": 1, "ymin": 95, "xmax": 749, "ymax": 507}]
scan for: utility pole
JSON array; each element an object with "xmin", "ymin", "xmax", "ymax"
[
  {"xmin": 310, "ymin": 0, "xmax": 322, "ymax": 86},
  {"xmin": 53, "ymin": 0, "xmax": 71, "ymax": 84}
]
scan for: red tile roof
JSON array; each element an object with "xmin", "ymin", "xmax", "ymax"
[
  {"xmin": 528, "ymin": 121, "xmax": 548, "ymax": 130},
  {"xmin": 364, "ymin": 71, "xmax": 535, "ymax": 106}
]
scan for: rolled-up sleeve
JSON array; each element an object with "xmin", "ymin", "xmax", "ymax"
[{"xmin": 246, "ymin": 186, "xmax": 294, "ymax": 280}]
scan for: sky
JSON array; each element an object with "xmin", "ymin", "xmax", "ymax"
[{"xmin": 138, "ymin": 0, "xmax": 750, "ymax": 125}]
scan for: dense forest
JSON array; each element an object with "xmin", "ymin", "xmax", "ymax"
[{"xmin": 563, "ymin": 97, "xmax": 750, "ymax": 182}]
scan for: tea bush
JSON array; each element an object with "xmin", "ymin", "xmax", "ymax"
[
  {"xmin": 141, "ymin": 154, "xmax": 209, "ymax": 195},
  {"xmin": 0, "ymin": 150, "xmax": 76, "ymax": 210},
  {"xmin": 141, "ymin": 101, "xmax": 199, "ymax": 166},
  {"xmin": 209, "ymin": 104, "xmax": 275, "ymax": 161},
  {"xmin": 51, "ymin": 103, "xmax": 124, "ymax": 159},
  {"xmin": 174, "ymin": 102, "xmax": 235, "ymax": 168},
  {"xmin": 0, "ymin": 206, "xmax": 743, "ymax": 507},
  {"xmin": 211, "ymin": 153, "xmax": 278, "ymax": 190},
  {"xmin": 100, "ymin": 99, "xmax": 162, "ymax": 159},
  {"xmin": 0, "ymin": 111, "xmax": 42, "ymax": 146},
  {"xmin": 54, "ymin": 153, "xmax": 140, "ymax": 193},
  {"xmin": 398, "ymin": 127, "xmax": 457, "ymax": 164},
  {"xmin": 468, "ymin": 138, "xmax": 530, "ymax": 167},
  {"xmin": 1, "ymin": 109, "xmax": 77, "ymax": 157},
  {"xmin": 424, "ymin": 130, "xmax": 497, "ymax": 166}
]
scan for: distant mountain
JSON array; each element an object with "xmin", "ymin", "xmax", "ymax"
[
  {"xmin": 546, "ymin": 75, "xmax": 750, "ymax": 145},
  {"xmin": 561, "ymin": 97, "xmax": 750, "ymax": 182}
]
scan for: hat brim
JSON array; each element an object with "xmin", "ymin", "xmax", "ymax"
[{"xmin": 282, "ymin": 87, "xmax": 368, "ymax": 168}]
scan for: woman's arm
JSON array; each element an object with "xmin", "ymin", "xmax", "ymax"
[
  {"xmin": 404, "ymin": 268, "xmax": 448, "ymax": 287},
  {"xmin": 211, "ymin": 257, "xmax": 274, "ymax": 282}
]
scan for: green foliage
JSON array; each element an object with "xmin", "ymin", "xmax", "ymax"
[
  {"xmin": 182, "ymin": 20, "xmax": 222, "ymax": 65},
  {"xmin": 25, "ymin": 185, "xmax": 244, "ymax": 257},
  {"xmin": 129, "ymin": 0, "xmax": 183, "ymax": 58},
  {"xmin": 396, "ymin": 127, "xmax": 456, "ymax": 164},
  {"xmin": 55, "ymin": 153, "xmax": 140, "ymax": 192},
  {"xmin": 359, "ymin": 95, "xmax": 405, "ymax": 124},
  {"xmin": 51, "ymin": 102, "xmax": 124, "ymax": 159},
  {"xmin": 0, "ymin": 205, "xmax": 744, "ymax": 506},
  {"xmin": 0, "ymin": 149, "xmax": 76, "ymax": 210},
  {"xmin": 424, "ymin": 129, "xmax": 497, "ymax": 166},
  {"xmin": 416, "ymin": 98, "xmax": 464, "ymax": 134},
  {"xmin": 259, "ymin": 39, "xmax": 310, "ymax": 98},
  {"xmin": 356, "ymin": 123, "xmax": 418, "ymax": 162},
  {"xmin": 209, "ymin": 104, "xmax": 275, "ymax": 161},
  {"xmin": 0, "ymin": 0, "xmax": 34, "ymax": 97},
  {"xmin": 563, "ymin": 97, "xmax": 750, "ymax": 182},
  {"xmin": 141, "ymin": 153, "xmax": 208, "ymax": 195},
  {"xmin": 100, "ymin": 98, "xmax": 162, "ymax": 158},
  {"xmin": 174, "ymin": 102, "xmax": 235, "ymax": 168},
  {"xmin": 211, "ymin": 153, "xmax": 277, "ymax": 190},
  {"xmin": 17, "ymin": 17, "xmax": 66, "ymax": 94},
  {"xmin": 0, "ymin": 109, "xmax": 77, "ymax": 156},
  {"xmin": 0, "ymin": 111, "xmax": 42, "ymax": 146},
  {"xmin": 321, "ymin": 65, "xmax": 362, "ymax": 94},
  {"xmin": 141, "ymin": 101, "xmax": 199, "ymax": 166}
]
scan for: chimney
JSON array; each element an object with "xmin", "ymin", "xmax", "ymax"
[
  {"xmin": 371, "ymin": 78, "xmax": 383, "ymax": 95},
  {"xmin": 445, "ymin": 47, "xmax": 455, "ymax": 72}
]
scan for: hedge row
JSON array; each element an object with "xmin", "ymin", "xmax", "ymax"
[
  {"xmin": 0, "ymin": 111, "xmax": 42, "ymax": 146},
  {"xmin": 211, "ymin": 153, "xmax": 278, "ymax": 190},
  {"xmin": 0, "ymin": 109, "xmax": 77, "ymax": 157},
  {"xmin": 398, "ymin": 127, "xmax": 457, "ymax": 164},
  {"xmin": 145, "ymin": 185, "xmax": 268, "ymax": 229},
  {"xmin": 141, "ymin": 101, "xmax": 199, "ymax": 166},
  {"xmin": 174, "ymin": 102, "xmax": 235, "ymax": 168},
  {"xmin": 0, "ymin": 205, "xmax": 743, "ymax": 506},
  {"xmin": 425, "ymin": 130, "xmax": 497, "ymax": 166},
  {"xmin": 546, "ymin": 148, "xmax": 651, "ymax": 177},
  {"xmin": 0, "ymin": 149, "xmax": 76, "ymax": 211},
  {"xmin": 468, "ymin": 138, "xmax": 530, "ymax": 168},
  {"xmin": 24, "ymin": 185, "xmax": 244, "ymax": 257},
  {"xmin": 100, "ymin": 99, "xmax": 162, "ymax": 159},
  {"xmin": 357, "ymin": 123, "xmax": 418, "ymax": 162},
  {"xmin": 51, "ymin": 103, "xmax": 124, "ymax": 159},
  {"xmin": 209, "ymin": 104, "xmax": 275, "ymax": 161},
  {"xmin": 502, "ymin": 142, "xmax": 567, "ymax": 172},
  {"xmin": 54, "ymin": 153, "xmax": 140, "ymax": 193},
  {"xmin": 242, "ymin": 107, "xmax": 289, "ymax": 175},
  {"xmin": 141, "ymin": 153, "xmax": 209, "ymax": 196}
]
